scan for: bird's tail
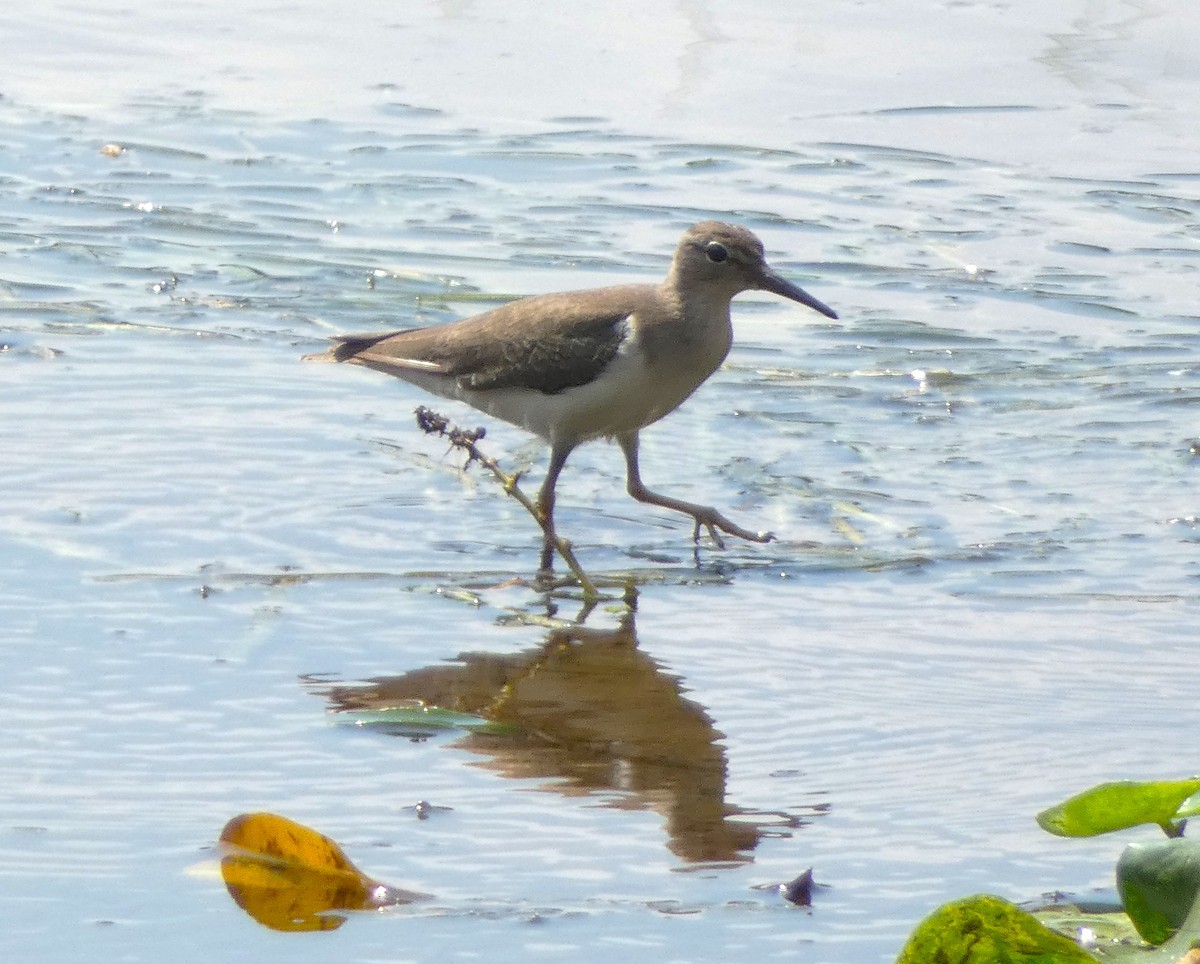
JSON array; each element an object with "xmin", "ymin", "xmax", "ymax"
[{"xmin": 301, "ymin": 331, "xmax": 397, "ymax": 363}]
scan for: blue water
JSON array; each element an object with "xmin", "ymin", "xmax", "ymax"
[{"xmin": 2, "ymin": 2, "xmax": 1199, "ymax": 961}]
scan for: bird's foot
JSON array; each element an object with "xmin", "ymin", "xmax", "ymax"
[
  {"xmin": 689, "ymin": 507, "xmax": 775, "ymax": 549},
  {"xmin": 626, "ymin": 481, "xmax": 774, "ymax": 551}
]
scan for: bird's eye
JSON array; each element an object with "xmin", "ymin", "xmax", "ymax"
[{"xmin": 704, "ymin": 242, "xmax": 728, "ymax": 263}]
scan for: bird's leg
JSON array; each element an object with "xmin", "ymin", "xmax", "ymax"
[
  {"xmin": 617, "ymin": 432, "xmax": 774, "ymax": 548},
  {"xmin": 536, "ymin": 444, "xmax": 572, "ymax": 573}
]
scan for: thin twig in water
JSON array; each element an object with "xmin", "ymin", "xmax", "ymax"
[{"xmin": 414, "ymin": 406, "xmax": 599, "ymax": 600}]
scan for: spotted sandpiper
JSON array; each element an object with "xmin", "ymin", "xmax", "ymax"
[{"xmin": 307, "ymin": 221, "xmax": 837, "ymax": 572}]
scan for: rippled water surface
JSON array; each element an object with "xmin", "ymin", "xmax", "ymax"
[{"xmin": 2, "ymin": 2, "xmax": 1199, "ymax": 961}]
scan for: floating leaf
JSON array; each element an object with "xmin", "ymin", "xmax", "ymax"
[
  {"xmin": 218, "ymin": 812, "xmax": 427, "ymax": 932},
  {"xmin": 333, "ymin": 703, "xmax": 520, "ymax": 737},
  {"xmin": 1036, "ymin": 780, "xmax": 1200, "ymax": 838},
  {"xmin": 1117, "ymin": 839, "xmax": 1200, "ymax": 945},
  {"xmin": 896, "ymin": 894, "xmax": 1096, "ymax": 963},
  {"xmin": 1027, "ymin": 900, "xmax": 1142, "ymax": 951}
]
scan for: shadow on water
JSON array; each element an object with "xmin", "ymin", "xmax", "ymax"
[{"xmin": 309, "ymin": 606, "xmax": 826, "ymax": 866}]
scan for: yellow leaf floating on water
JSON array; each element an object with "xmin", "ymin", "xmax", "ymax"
[{"xmin": 218, "ymin": 812, "xmax": 427, "ymax": 932}]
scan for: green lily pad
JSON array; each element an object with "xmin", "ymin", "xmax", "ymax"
[
  {"xmin": 1029, "ymin": 901, "xmax": 1142, "ymax": 952},
  {"xmin": 1116, "ymin": 839, "xmax": 1200, "ymax": 945},
  {"xmin": 1037, "ymin": 780, "xmax": 1200, "ymax": 838}
]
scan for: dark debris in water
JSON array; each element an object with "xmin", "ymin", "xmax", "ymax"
[
  {"xmin": 780, "ymin": 868, "xmax": 816, "ymax": 907},
  {"xmin": 406, "ymin": 800, "xmax": 453, "ymax": 820}
]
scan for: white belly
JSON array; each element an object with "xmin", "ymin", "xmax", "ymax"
[
  {"xmin": 396, "ymin": 345, "xmax": 718, "ymax": 448},
  {"xmin": 469, "ymin": 347, "xmax": 712, "ymax": 446}
]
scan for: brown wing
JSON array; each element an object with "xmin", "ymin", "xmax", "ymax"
[{"xmin": 327, "ymin": 286, "xmax": 648, "ymax": 395}]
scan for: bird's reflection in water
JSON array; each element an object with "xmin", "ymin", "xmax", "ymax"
[{"xmin": 317, "ymin": 613, "xmax": 818, "ymax": 864}]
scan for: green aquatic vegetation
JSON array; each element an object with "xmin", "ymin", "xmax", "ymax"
[
  {"xmin": 1036, "ymin": 780, "xmax": 1200, "ymax": 839},
  {"xmin": 895, "ymin": 895, "xmax": 1094, "ymax": 963},
  {"xmin": 897, "ymin": 779, "xmax": 1200, "ymax": 962},
  {"xmin": 1034, "ymin": 779, "xmax": 1200, "ymax": 947},
  {"xmin": 1117, "ymin": 840, "xmax": 1200, "ymax": 945}
]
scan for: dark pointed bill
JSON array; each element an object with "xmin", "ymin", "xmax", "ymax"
[{"xmin": 757, "ymin": 268, "xmax": 838, "ymax": 320}]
